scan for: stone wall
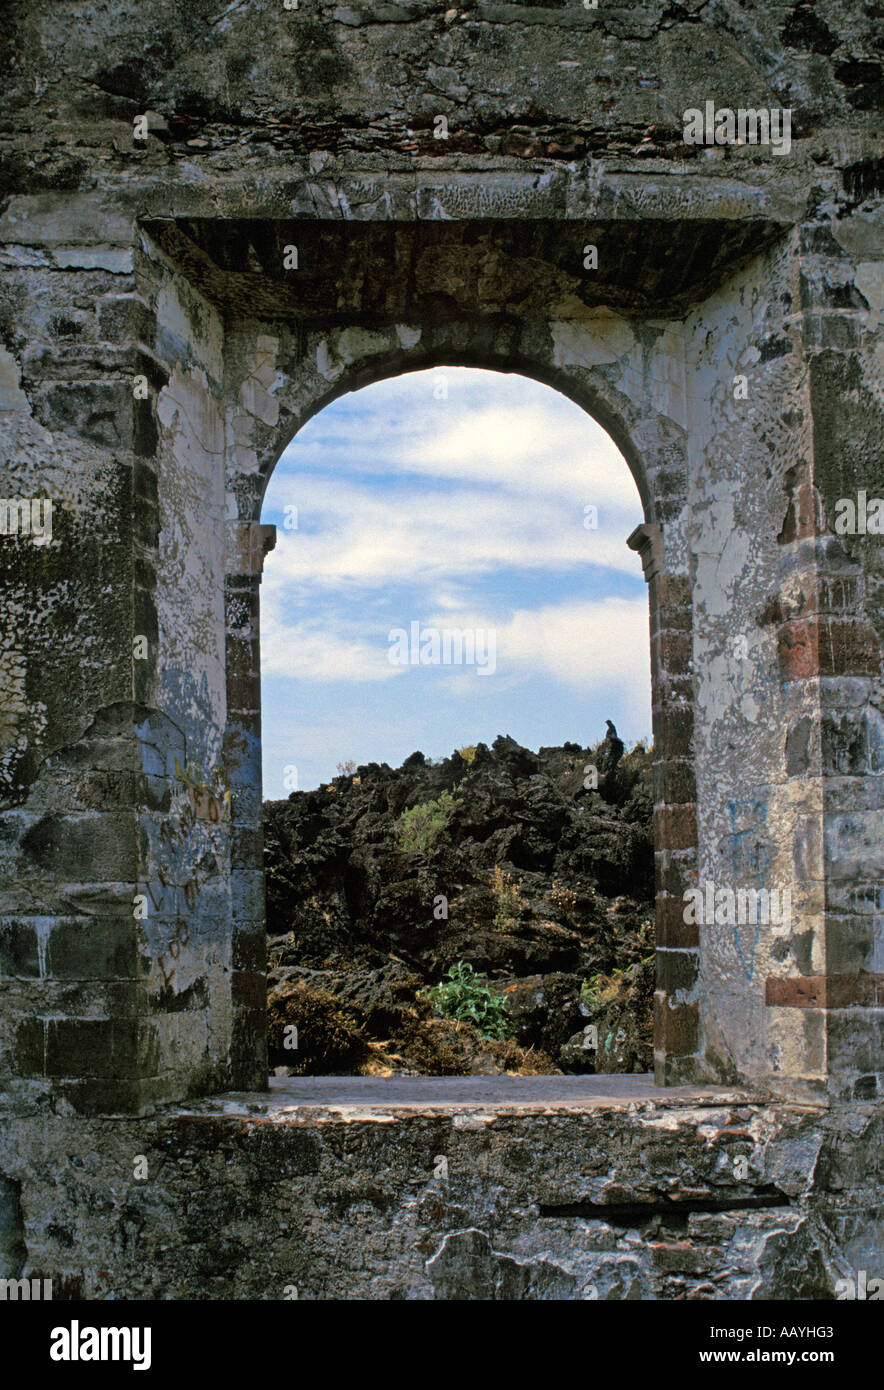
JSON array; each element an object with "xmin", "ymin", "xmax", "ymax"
[
  {"xmin": 2, "ymin": 1081, "xmax": 881, "ymax": 1301},
  {"xmin": 0, "ymin": 0, "xmax": 882, "ymax": 1299}
]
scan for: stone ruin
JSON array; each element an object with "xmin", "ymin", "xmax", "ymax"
[{"xmin": 0, "ymin": 0, "xmax": 882, "ymax": 1299}]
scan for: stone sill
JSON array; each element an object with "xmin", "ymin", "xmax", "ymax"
[{"xmin": 175, "ymin": 1072, "xmax": 814, "ymax": 1120}]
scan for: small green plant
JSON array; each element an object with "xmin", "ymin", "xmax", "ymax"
[
  {"xmin": 581, "ymin": 966, "xmax": 631, "ymax": 1011},
  {"xmin": 490, "ymin": 864, "xmax": 525, "ymax": 930},
  {"xmin": 397, "ymin": 789, "xmax": 456, "ymax": 855},
  {"xmin": 420, "ymin": 961, "xmax": 515, "ymax": 1041},
  {"xmin": 456, "ymin": 744, "xmax": 478, "ymax": 764},
  {"xmin": 580, "ymin": 975, "xmax": 605, "ymax": 1009}
]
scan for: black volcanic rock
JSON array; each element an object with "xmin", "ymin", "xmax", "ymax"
[{"xmin": 264, "ymin": 733, "xmax": 655, "ymax": 1075}]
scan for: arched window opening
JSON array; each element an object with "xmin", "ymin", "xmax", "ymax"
[{"xmin": 259, "ymin": 367, "xmax": 654, "ymax": 1080}]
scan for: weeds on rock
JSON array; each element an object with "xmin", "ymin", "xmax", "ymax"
[
  {"xmin": 265, "ymin": 734, "xmax": 656, "ymax": 1074},
  {"xmin": 551, "ymin": 879, "xmax": 578, "ymax": 923},
  {"xmin": 267, "ymin": 980, "xmax": 370, "ymax": 1073},
  {"xmin": 420, "ymin": 960, "xmax": 515, "ymax": 1040},
  {"xmin": 570, "ymin": 955, "xmax": 656, "ymax": 1072},
  {"xmin": 491, "ymin": 864, "xmax": 525, "ymax": 930},
  {"xmin": 580, "ymin": 967, "xmax": 629, "ymax": 1009}
]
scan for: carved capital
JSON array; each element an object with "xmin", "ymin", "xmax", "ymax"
[
  {"xmin": 627, "ymin": 522, "xmax": 664, "ymax": 583},
  {"xmin": 227, "ymin": 522, "xmax": 277, "ymax": 577}
]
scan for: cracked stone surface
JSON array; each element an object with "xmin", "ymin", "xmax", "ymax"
[
  {"xmin": 3, "ymin": 1081, "xmax": 880, "ymax": 1299},
  {"xmin": 1, "ymin": 0, "xmax": 882, "ymax": 1299}
]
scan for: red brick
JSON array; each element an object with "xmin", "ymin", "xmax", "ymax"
[
  {"xmin": 654, "ymin": 804, "xmax": 698, "ymax": 851},
  {"xmin": 766, "ymin": 975, "xmax": 826, "ymax": 1007},
  {"xmin": 778, "ymin": 617, "xmax": 883, "ymax": 680},
  {"xmin": 656, "ymin": 892, "xmax": 699, "ymax": 948},
  {"xmin": 777, "ymin": 619, "xmax": 819, "ymax": 680},
  {"xmin": 767, "ymin": 973, "xmax": 884, "ymax": 1007},
  {"xmin": 654, "ymin": 995, "xmax": 698, "ymax": 1054}
]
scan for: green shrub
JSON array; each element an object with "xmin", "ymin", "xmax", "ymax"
[
  {"xmin": 420, "ymin": 961, "xmax": 515, "ymax": 1040},
  {"xmin": 397, "ymin": 789, "xmax": 456, "ymax": 854}
]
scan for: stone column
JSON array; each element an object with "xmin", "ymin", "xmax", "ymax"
[
  {"xmin": 0, "ymin": 224, "xmax": 153, "ymax": 1116},
  {"xmin": 628, "ymin": 523, "xmax": 700, "ymax": 1084},
  {"xmin": 768, "ymin": 473, "xmax": 884, "ymax": 1097},
  {"xmin": 225, "ymin": 521, "xmax": 276, "ymax": 1089}
]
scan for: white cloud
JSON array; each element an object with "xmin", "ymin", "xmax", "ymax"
[
  {"xmin": 274, "ymin": 368, "xmax": 641, "ymax": 509},
  {"xmin": 263, "ymin": 477, "xmax": 642, "ymax": 591},
  {"xmin": 264, "ymin": 368, "xmax": 644, "ymax": 593},
  {"xmin": 260, "ymin": 604, "xmax": 401, "ymax": 683},
  {"xmin": 496, "ymin": 597, "xmax": 650, "ymax": 690},
  {"xmin": 402, "ymin": 405, "xmax": 635, "ymax": 508},
  {"xmin": 419, "ymin": 595, "xmax": 650, "ymax": 688},
  {"xmin": 260, "ymin": 371, "xmax": 651, "ymax": 771},
  {"xmin": 262, "ymin": 592, "xmax": 651, "ymax": 711}
]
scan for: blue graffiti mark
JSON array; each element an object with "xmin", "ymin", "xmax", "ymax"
[
  {"xmin": 135, "ymin": 667, "xmax": 230, "ymax": 937},
  {"xmin": 160, "ymin": 665, "xmax": 221, "ymax": 772}
]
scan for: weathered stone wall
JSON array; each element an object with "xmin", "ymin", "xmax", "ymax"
[
  {"xmin": 2, "ymin": 1081, "xmax": 881, "ymax": 1300},
  {"xmin": 134, "ymin": 233, "xmax": 238, "ymax": 1102},
  {"xmin": 803, "ymin": 189, "xmax": 884, "ymax": 1098},
  {"xmin": 2, "ymin": 0, "xmax": 881, "ymax": 171},
  {"xmin": 1, "ymin": 0, "xmax": 882, "ymax": 1297},
  {"xmin": 680, "ymin": 236, "xmax": 826, "ymax": 1092},
  {"xmin": 0, "ymin": 203, "xmax": 142, "ymax": 1115}
]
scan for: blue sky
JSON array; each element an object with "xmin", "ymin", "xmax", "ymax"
[{"xmin": 260, "ymin": 367, "xmax": 651, "ymax": 796}]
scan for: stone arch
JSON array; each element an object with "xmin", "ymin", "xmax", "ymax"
[
  {"xmin": 243, "ymin": 323, "xmax": 687, "ymax": 525},
  {"xmin": 223, "ymin": 322, "xmax": 698, "ymax": 1086}
]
